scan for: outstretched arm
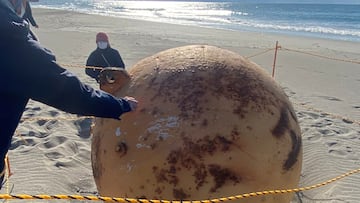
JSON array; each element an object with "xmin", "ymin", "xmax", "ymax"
[{"xmin": 10, "ymin": 39, "xmax": 133, "ymax": 119}]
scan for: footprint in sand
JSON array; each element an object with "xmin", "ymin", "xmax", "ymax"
[
  {"xmin": 317, "ymin": 95, "xmax": 343, "ymax": 102},
  {"xmin": 325, "ymin": 131, "xmax": 358, "ymax": 159},
  {"xmin": 332, "ymin": 126, "xmax": 350, "ymax": 135},
  {"xmin": 36, "ymin": 119, "xmax": 47, "ymax": 126},
  {"xmin": 37, "ymin": 119, "xmax": 59, "ymax": 127},
  {"xmin": 327, "ymin": 145, "xmax": 356, "ymax": 159},
  {"xmin": 42, "ymin": 136, "xmax": 68, "ymax": 149},
  {"xmin": 302, "ymin": 128, "xmax": 322, "ymax": 142},
  {"xmin": 305, "ymin": 133, "xmax": 322, "ymax": 142},
  {"xmin": 45, "ymin": 120, "xmax": 59, "ymax": 130},
  {"xmin": 310, "ymin": 121, "xmax": 332, "ymax": 128},
  {"xmin": 318, "ymin": 129, "xmax": 335, "ymax": 137},
  {"xmin": 49, "ymin": 110, "xmax": 60, "ymax": 116},
  {"xmin": 24, "ymin": 106, "xmax": 41, "ymax": 111},
  {"xmin": 10, "ymin": 138, "xmax": 36, "ymax": 150},
  {"xmin": 326, "ymin": 141, "xmax": 346, "ymax": 157},
  {"xmin": 27, "ymin": 130, "xmax": 48, "ymax": 138},
  {"xmin": 326, "ymin": 142, "xmax": 337, "ymax": 147},
  {"xmin": 73, "ymin": 118, "xmax": 93, "ymax": 138},
  {"xmin": 328, "ymin": 149, "xmax": 348, "ymax": 157},
  {"xmin": 22, "ymin": 106, "xmax": 41, "ymax": 119},
  {"xmin": 52, "ymin": 157, "xmax": 79, "ymax": 168},
  {"xmin": 10, "ymin": 130, "xmax": 49, "ymax": 150},
  {"xmin": 45, "ymin": 151, "xmax": 65, "ymax": 160},
  {"xmin": 298, "ymin": 111, "xmax": 322, "ymax": 119}
]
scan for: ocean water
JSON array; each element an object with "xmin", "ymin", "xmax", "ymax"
[{"xmin": 32, "ymin": 0, "xmax": 360, "ymax": 42}]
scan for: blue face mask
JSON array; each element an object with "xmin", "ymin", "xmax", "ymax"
[{"xmin": 97, "ymin": 41, "xmax": 108, "ymax": 49}]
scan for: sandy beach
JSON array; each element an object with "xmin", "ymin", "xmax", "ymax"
[{"xmin": 1, "ymin": 8, "xmax": 360, "ymax": 203}]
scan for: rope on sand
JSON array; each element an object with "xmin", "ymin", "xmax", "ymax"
[
  {"xmin": 245, "ymin": 48, "xmax": 275, "ymax": 59},
  {"xmin": 0, "ymin": 168, "xmax": 359, "ymax": 202},
  {"xmin": 244, "ymin": 45, "xmax": 360, "ymax": 65},
  {"xmin": 280, "ymin": 47, "xmax": 360, "ymax": 65}
]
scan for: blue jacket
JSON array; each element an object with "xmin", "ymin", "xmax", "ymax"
[
  {"xmin": 86, "ymin": 47, "xmax": 125, "ymax": 81},
  {"xmin": 0, "ymin": 1, "xmax": 131, "ymax": 173}
]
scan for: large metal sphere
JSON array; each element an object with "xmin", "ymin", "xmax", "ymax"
[{"xmin": 91, "ymin": 45, "xmax": 302, "ymax": 203}]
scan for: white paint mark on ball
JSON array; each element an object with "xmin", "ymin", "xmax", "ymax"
[{"xmin": 115, "ymin": 127, "xmax": 121, "ymax": 137}]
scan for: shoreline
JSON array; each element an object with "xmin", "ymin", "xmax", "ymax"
[{"xmin": 33, "ymin": 5, "xmax": 360, "ymax": 43}]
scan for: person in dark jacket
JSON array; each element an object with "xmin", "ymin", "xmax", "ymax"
[
  {"xmin": 85, "ymin": 32, "xmax": 125, "ymax": 82},
  {"xmin": 0, "ymin": 0, "xmax": 137, "ymax": 188}
]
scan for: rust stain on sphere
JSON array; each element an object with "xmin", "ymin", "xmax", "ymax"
[{"xmin": 91, "ymin": 45, "xmax": 302, "ymax": 203}]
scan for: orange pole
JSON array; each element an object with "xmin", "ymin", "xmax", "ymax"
[{"xmin": 272, "ymin": 41, "xmax": 279, "ymax": 78}]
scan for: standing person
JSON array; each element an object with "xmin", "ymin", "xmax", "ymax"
[
  {"xmin": 0, "ymin": 0, "xmax": 138, "ymax": 189},
  {"xmin": 86, "ymin": 32, "xmax": 126, "ymax": 82}
]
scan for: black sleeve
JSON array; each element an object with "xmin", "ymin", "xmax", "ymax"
[{"xmin": 0, "ymin": 9, "xmax": 29, "ymax": 41}]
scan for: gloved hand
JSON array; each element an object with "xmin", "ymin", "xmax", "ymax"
[{"xmin": 123, "ymin": 96, "xmax": 138, "ymax": 111}]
